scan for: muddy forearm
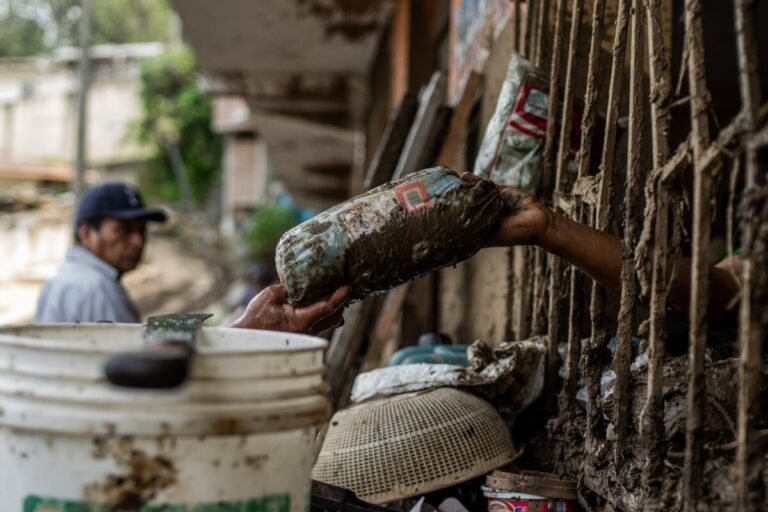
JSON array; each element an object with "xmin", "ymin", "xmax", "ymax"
[
  {"xmin": 536, "ymin": 210, "xmax": 740, "ymax": 327},
  {"xmin": 536, "ymin": 211, "xmax": 624, "ymax": 294}
]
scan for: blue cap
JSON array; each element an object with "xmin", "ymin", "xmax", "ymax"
[{"xmin": 76, "ymin": 182, "xmax": 167, "ymax": 224}]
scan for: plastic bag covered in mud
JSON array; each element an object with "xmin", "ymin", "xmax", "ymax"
[
  {"xmin": 276, "ymin": 167, "xmax": 503, "ymax": 306},
  {"xmin": 474, "ymin": 52, "xmax": 583, "ymax": 193}
]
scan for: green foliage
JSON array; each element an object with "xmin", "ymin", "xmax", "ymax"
[
  {"xmin": 0, "ymin": 8, "xmax": 47, "ymax": 58},
  {"xmin": 243, "ymin": 205, "xmax": 300, "ymax": 265},
  {"xmin": 136, "ymin": 49, "xmax": 222, "ymax": 205},
  {"xmin": 89, "ymin": 0, "xmax": 171, "ymax": 46},
  {"xmin": 0, "ymin": 0, "xmax": 171, "ymax": 58}
]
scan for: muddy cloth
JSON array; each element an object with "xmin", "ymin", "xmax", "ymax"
[
  {"xmin": 276, "ymin": 167, "xmax": 503, "ymax": 306},
  {"xmin": 350, "ymin": 339, "xmax": 546, "ymax": 416}
]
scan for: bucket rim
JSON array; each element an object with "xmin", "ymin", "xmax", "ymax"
[{"xmin": 0, "ymin": 324, "xmax": 328, "ymax": 355}]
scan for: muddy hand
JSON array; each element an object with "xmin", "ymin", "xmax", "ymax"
[
  {"xmin": 230, "ymin": 284, "xmax": 350, "ymax": 334},
  {"xmin": 459, "ymin": 172, "xmax": 550, "ymax": 248}
]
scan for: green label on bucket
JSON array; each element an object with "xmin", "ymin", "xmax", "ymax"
[{"xmin": 24, "ymin": 494, "xmax": 290, "ymax": 512}]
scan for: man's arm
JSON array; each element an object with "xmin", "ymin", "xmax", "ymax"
[{"xmin": 478, "ymin": 175, "xmax": 741, "ymax": 328}]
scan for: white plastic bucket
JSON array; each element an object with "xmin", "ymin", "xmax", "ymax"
[{"xmin": 0, "ymin": 324, "xmax": 330, "ymax": 512}]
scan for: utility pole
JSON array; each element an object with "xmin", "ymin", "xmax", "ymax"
[{"xmin": 73, "ymin": 0, "xmax": 92, "ymax": 199}]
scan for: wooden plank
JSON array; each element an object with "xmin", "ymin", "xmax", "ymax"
[
  {"xmin": 660, "ymin": 137, "xmax": 692, "ymax": 185},
  {"xmin": 749, "ymin": 122, "xmax": 768, "ymax": 149},
  {"xmin": 363, "ymin": 93, "xmax": 418, "ymax": 191},
  {"xmin": 696, "ymin": 116, "xmax": 745, "ymax": 173},
  {"xmin": 576, "ymin": 0, "xmax": 607, "ymax": 181},
  {"xmin": 641, "ymin": 0, "xmax": 673, "ymax": 503},
  {"xmin": 525, "ymin": 0, "xmax": 538, "ymax": 58},
  {"xmin": 555, "ymin": 0, "xmax": 585, "ymax": 190},
  {"xmin": 613, "ymin": 0, "xmax": 645, "ymax": 466},
  {"xmin": 418, "ymin": 106, "xmax": 453, "ymax": 171},
  {"xmin": 534, "ymin": 0, "xmax": 552, "ymax": 68},
  {"xmin": 733, "ymin": 0, "xmax": 767, "ymax": 509},
  {"xmin": 325, "ymin": 300, "xmax": 379, "ymax": 411},
  {"xmin": 361, "ymin": 284, "xmax": 411, "ymax": 372},
  {"xmin": 545, "ymin": 0, "xmax": 582, "ymax": 412},
  {"xmin": 541, "ymin": 0, "xmax": 569, "ymax": 194},
  {"xmin": 393, "ymin": 71, "xmax": 446, "ymax": 179},
  {"xmin": 514, "ymin": 0, "xmax": 523, "ymax": 51},
  {"xmin": 682, "ymin": 0, "xmax": 713, "ymax": 508},
  {"xmin": 560, "ymin": 0, "xmax": 606, "ymax": 414},
  {"xmin": 585, "ymin": 0, "xmax": 630, "ymax": 444},
  {"xmin": 437, "ymin": 71, "xmax": 483, "ymax": 167}
]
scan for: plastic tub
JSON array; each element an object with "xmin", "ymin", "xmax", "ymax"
[{"xmin": 0, "ymin": 323, "xmax": 330, "ymax": 511}]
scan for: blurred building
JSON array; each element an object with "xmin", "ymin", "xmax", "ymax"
[
  {"xmin": 211, "ymin": 95, "xmax": 270, "ymax": 232},
  {"xmin": 0, "ymin": 42, "xmax": 163, "ymax": 187}
]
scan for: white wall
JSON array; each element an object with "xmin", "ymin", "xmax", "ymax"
[{"xmin": 0, "ymin": 58, "xmax": 151, "ymax": 172}]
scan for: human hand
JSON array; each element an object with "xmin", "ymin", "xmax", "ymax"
[
  {"xmin": 460, "ymin": 172, "xmax": 551, "ymax": 247},
  {"xmin": 229, "ymin": 284, "xmax": 350, "ymax": 335}
]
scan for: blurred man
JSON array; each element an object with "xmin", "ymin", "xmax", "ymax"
[
  {"xmin": 34, "ymin": 182, "xmax": 348, "ymax": 334},
  {"xmin": 35, "ymin": 182, "xmax": 167, "ymax": 323}
]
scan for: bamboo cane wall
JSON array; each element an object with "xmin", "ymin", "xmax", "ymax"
[{"xmin": 507, "ymin": 0, "xmax": 767, "ymax": 509}]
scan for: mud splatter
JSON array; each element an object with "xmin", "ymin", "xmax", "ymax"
[
  {"xmin": 84, "ymin": 447, "xmax": 177, "ymax": 510},
  {"xmin": 244, "ymin": 454, "xmax": 269, "ymax": 470}
]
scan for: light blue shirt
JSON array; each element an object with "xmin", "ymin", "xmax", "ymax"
[{"xmin": 34, "ymin": 245, "xmax": 140, "ymax": 324}]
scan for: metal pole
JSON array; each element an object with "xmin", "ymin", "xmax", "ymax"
[{"xmin": 73, "ymin": 0, "xmax": 92, "ymax": 200}]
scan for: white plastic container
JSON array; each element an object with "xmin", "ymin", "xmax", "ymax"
[{"xmin": 0, "ymin": 324, "xmax": 330, "ymax": 512}]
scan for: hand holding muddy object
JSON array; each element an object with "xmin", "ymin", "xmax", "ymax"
[
  {"xmin": 276, "ymin": 167, "xmax": 504, "ymax": 306},
  {"xmin": 460, "ymin": 172, "xmax": 551, "ymax": 248},
  {"xmin": 229, "ymin": 284, "xmax": 349, "ymax": 335}
]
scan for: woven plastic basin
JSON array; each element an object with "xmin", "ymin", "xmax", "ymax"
[{"xmin": 313, "ymin": 387, "xmax": 518, "ymax": 503}]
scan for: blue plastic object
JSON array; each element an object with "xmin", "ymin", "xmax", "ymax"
[{"xmin": 388, "ymin": 344, "xmax": 470, "ymax": 367}]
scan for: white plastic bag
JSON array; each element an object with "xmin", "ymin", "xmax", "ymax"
[{"xmin": 474, "ymin": 52, "xmax": 549, "ymax": 192}]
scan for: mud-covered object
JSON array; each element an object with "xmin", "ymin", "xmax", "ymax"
[
  {"xmin": 474, "ymin": 52, "xmax": 586, "ymax": 193},
  {"xmin": 276, "ymin": 167, "xmax": 503, "ymax": 306},
  {"xmin": 350, "ymin": 338, "xmax": 547, "ymax": 415}
]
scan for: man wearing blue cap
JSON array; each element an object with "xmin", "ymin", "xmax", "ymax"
[
  {"xmin": 35, "ymin": 182, "xmax": 349, "ymax": 332},
  {"xmin": 35, "ymin": 182, "xmax": 169, "ymax": 323}
]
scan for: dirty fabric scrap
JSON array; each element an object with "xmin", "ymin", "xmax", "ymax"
[{"xmin": 351, "ymin": 339, "xmax": 546, "ymax": 415}]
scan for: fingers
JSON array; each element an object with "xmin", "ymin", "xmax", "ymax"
[
  {"xmin": 293, "ymin": 286, "xmax": 351, "ymax": 331},
  {"xmin": 327, "ymin": 286, "xmax": 351, "ymax": 310},
  {"xmin": 460, "ymin": 171, "xmax": 481, "ymax": 184},
  {"xmin": 308, "ymin": 308, "xmax": 344, "ymax": 335}
]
